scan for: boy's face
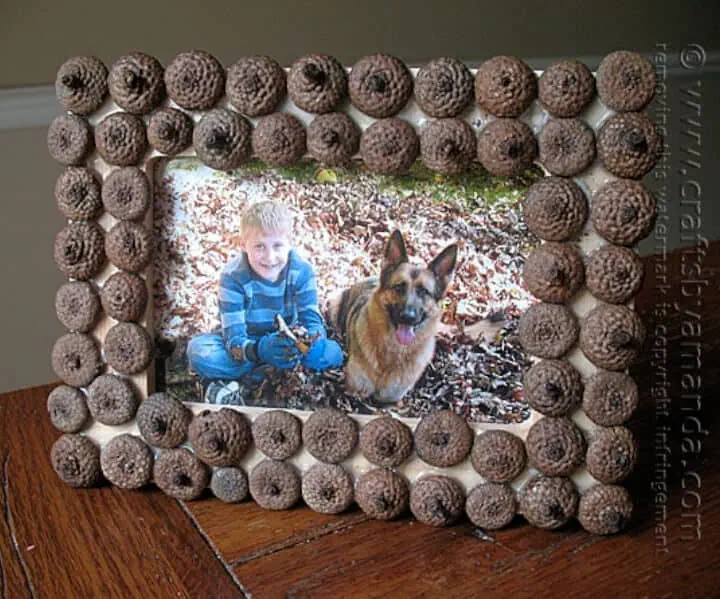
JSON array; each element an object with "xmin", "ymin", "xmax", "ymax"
[{"xmin": 242, "ymin": 228, "xmax": 292, "ymax": 282}]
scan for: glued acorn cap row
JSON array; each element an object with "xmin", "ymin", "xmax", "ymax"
[
  {"xmin": 48, "ymin": 429, "xmax": 633, "ymax": 534},
  {"xmin": 56, "ymin": 50, "xmax": 655, "ymax": 118},
  {"xmin": 51, "ymin": 50, "xmax": 658, "ymax": 176}
]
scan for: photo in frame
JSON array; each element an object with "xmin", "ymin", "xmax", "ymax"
[
  {"xmin": 152, "ymin": 156, "xmax": 541, "ymax": 423},
  {"xmin": 49, "ymin": 51, "xmax": 659, "ymax": 533}
]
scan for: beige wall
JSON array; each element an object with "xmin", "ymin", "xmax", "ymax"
[
  {"xmin": 0, "ymin": 127, "xmax": 66, "ymax": 392},
  {"xmin": 1, "ymin": 1, "xmax": 718, "ymax": 392},
  {"xmin": 1, "ymin": 0, "xmax": 718, "ymax": 88}
]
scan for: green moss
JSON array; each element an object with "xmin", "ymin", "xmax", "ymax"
[
  {"xmin": 226, "ymin": 160, "xmax": 349, "ymax": 184},
  {"xmin": 166, "ymin": 157, "xmax": 203, "ymax": 172},
  {"xmin": 167, "ymin": 158, "xmax": 315, "ymax": 181},
  {"xmin": 375, "ymin": 162, "xmax": 543, "ymax": 210},
  {"xmin": 167, "ymin": 156, "xmax": 544, "ymax": 213},
  {"xmin": 227, "ymin": 159, "xmax": 274, "ymax": 179}
]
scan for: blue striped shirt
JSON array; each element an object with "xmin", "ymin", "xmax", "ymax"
[{"xmin": 218, "ymin": 249, "xmax": 326, "ymax": 358}]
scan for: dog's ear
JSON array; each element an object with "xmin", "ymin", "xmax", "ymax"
[
  {"xmin": 380, "ymin": 230, "xmax": 409, "ymax": 288},
  {"xmin": 428, "ymin": 243, "xmax": 458, "ymax": 296},
  {"xmin": 383, "ymin": 230, "xmax": 408, "ymax": 270}
]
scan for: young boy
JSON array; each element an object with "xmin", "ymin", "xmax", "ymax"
[{"xmin": 187, "ymin": 201, "xmax": 343, "ymax": 401}]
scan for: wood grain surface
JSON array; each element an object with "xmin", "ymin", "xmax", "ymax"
[
  {"xmin": 1, "ymin": 242, "xmax": 719, "ymax": 598},
  {"xmin": 0, "ymin": 385, "xmax": 244, "ymax": 599}
]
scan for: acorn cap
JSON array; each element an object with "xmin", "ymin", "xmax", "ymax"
[
  {"xmin": 108, "ymin": 52, "xmax": 165, "ymax": 114},
  {"xmin": 360, "ymin": 118, "xmax": 419, "ymax": 175},
  {"xmin": 103, "ymin": 322, "xmax": 153, "ymax": 375},
  {"xmin": 578, "ymin": 484, "xmax": 633, "ymax": 535},
  {"xmin": 211, "ymin": 467, "xmax": 249, "ymax": 503},
  {"xmin": 147, "ymin": 108, "xmax": 194, "ymax": 155},
  {"xmin": 55, "ymin": 167, "xmax": 102, "ymax": 221},
  {"xmin": 538, "ymin": 118, "xmax": 596, "ymax": 177},
  {"xmin": 410, "ymin": 475, "xmax": 465, "ymax": 527},
  {"xmin": 586, "ymin": 245, "xmax": 644, "ymax": 304},
  {"xmin": 55, "ymin": 56, "xmax": 108, "ymax": 115},
  {"xmin": 580, "ymin": 304, "xmax": 646, "ymax": 371},
  {"xmin": 249, "ymin": 459, "xmax": 301, "ymax": 510},
  {"xmin": 47, "ymin": 385, "xmax": 89, "ymax": 433},
  {"xmin": 526, "ymin": 416, "xmax": 586, "ymax": 476},
  {"xmin": 597, "ymin": 112, "xmax": 661, "ymax": 179},
  {"xmin": 54, "ymin": 222, "xmax": 105, "ymax": 281},
  {"xmin": 420, "ymin": 118, "xmax": 476, "ymax": 175},
  {"xmin": 189, "ymin": 408, "xmax": 252, "ymax": 467},
  {"xmin": 288, "ymin": 54, "xmax": 348, "ymax": 114},
  {"xmin": 164, "ymin": 50, "xmax": 225, "ymax": 110},
  {"xmin": 349, "ymin": 54, "xmax": 413, "ymax": 118},
  {"xmin": 105, "ymin": 221, "xmax": 152, "ymax": 273},
  {"xmin": 95, "ymin": 112, "xmax": 147, "ymax": 167},
  {"xmin": 523, "ymin": 359, "xmax": 583, "ymax": 417},
  {"xmin": 51, "ymin": 332, "xmax": 103, "ymax": 387},
  {"xmin": 359, "ymin": 416, "xmax": 413, "ymax": 468},
  {"xmin": 55, "ymin": 281, "xmax": 101, "ymax": 333},
  {"xmin": 522, "ymin": 177, "xmax": 588, "ymax": 242},
  {"xmin": 307, "ymin": 112, "xmax": 360, "ymax": 166},
  {"xmin": 252, "ymin": 410, "xmax": 302, "ymax": 460},
  {"xmin": 301, "ymin": 463, "xmax": 354, "ymax": 515},
  {"xmin": 465, "ymin": 483, "xmax": 517, "ymax": 530},
  {"xmin": 415, "ymin": 57, "xmax": 474, "ymax": 118},
  {"xmin": 519, "ymin": 475, "xmax": 579, "ymax": 529},
  {"xmin": 523, "ymin": 242, "xmax": 585, "ymax": 303},
  {"xmin": 101, "ymin": 167, "xmax": 150, "ymax": 221},
  {"xmin": 86, "ymin": 374, "xmax": 139, "ymax": 425},
  {"xmin": 100, "ymin": 433, "xmax": 153, "ymax": 489},
  {"xmin": 252, "ymin": 113, "xmax": 306, "ymax": 168},
  {"xmin": 153, "ymin": 448, "xmax": 209, "ymax": 501},
  {"xmin": 538, "ymin": 60, "xmax": 595, "ymax": 118},
  {"xmin": 302, "ymin": 408, "xmax": 358, "ymax": 464},
  {"xmin": 471, "ymin": 429, "xmax": 527, "ymax": 482},
  {"xmin": 355, "ymin": 468, "xmax": 409, "ymax": 520},
  {"xmin": 474, "ymin": 56, "xmax": 537, "ymax": 118},
  {"xmin": 414, "ymin": 410, "xmax": 473, "ymax": 468},
  {"xmin": 193, "ymin": 108, "xmax": 253, "ymax": 171},
  {"xmin": 597, "ymin": 51, "xmax": 656, "ymax": 112},
  {"xmin": 586, "ymin": 427, "xmax": 637, "ymax": 484},
  {"xmin": 518, "ymin": 302, "xmax": 579, "ymax": 359},
  {"xmin": 591, "ymin": 180, "xmax": 657, "ymax": 247},
  {"xmin": 477, "ymin": 118, "xmax": 538, "ymax": 176},
  {"xmin": 51, "ymin": 434, "xmax": 102, "ymax": 487},
  {"xmin": 226, "ymin": 55, "xmax": 286, "ymax": 117},
  {"xmin": 583, "ymin": 370, "xmax": 639, "ymax": 426},
  {"xmin": 100, "ymin": 271, "xmax": 148, "ymax": 322},
  {"xmin": 136, "ymin": 392, "xmax": 191, "ymax": 448},
  {"xmin": 48, "ymin": 114, "xmax": 93, "ymax": 166}
]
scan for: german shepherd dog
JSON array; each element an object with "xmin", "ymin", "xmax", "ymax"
[{"xmin": 328, "ymin": 230, "xmax": 458, "ymax": 404}]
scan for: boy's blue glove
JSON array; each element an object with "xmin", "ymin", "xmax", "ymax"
[
  {"xmin": 256, "ymin": 333, "xmax": 301, "ymax": 369},
  {"xmin": 302, "ymin": 337, "xmax": 344, "ymax": 371}
]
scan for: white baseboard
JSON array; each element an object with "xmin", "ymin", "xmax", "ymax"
[{"xmin": 0, "ymin": 85, "xmax": 59, "ymax": 131}]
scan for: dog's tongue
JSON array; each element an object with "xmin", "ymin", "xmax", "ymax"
[{"xmin": 396, "ymin": 324, "xmax": 416, "ymax": 345}]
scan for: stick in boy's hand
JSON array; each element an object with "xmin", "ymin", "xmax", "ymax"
[{"xmin": 275, "ymin": 314, "xmax": 311, "ymax": 355}]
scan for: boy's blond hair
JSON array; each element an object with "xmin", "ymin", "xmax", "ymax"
[{"xmin": 241, "ymin": 201, "xmax": 293, "ymax": 238}]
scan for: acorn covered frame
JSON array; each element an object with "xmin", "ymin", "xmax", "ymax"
[{"xmin": 48, "ymin": 50, "xmax": 659, "ymax": 534}]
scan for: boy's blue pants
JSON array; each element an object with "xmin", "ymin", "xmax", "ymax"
[
  {"xmin": 186, "ymin": 332, "xmax": 344, "ymax": 381},
  {"xmin": 186, "ymin": 332, "xmax": 269, "ymax": 381}
]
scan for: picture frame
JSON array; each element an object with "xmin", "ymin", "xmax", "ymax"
[{"xmin": 48, "ymin": 51, "xmax": 659, "ymax": 533}]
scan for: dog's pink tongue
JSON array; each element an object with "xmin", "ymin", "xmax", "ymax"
[{"xmin": 396, "ymin": 325, "xmax": 416, "ymax": 345}]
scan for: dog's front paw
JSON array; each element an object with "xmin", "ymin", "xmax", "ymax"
[
  {"xmin": 345, "ymin": 361, "xmax": 375, "ymax": 398},
  {"xmin": 345, "ymin": 377, "xmax": 375, "ymax": 398},
  {"xmin": 376, "ymin": 383, "xmax": 412, "ymax": 404}
]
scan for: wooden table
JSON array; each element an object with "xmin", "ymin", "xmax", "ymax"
[{"xmin": 2, "ymin": 244, "xmax": 719, "ymax": 598}]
